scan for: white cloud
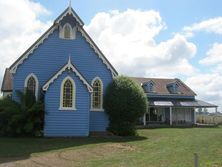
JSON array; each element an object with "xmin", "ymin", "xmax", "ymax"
[
  {"xmin": 183, "ymin": 17, "xmax": 222, "ymax": 36},
  {"xmin": 85, "ymin": 9, "xmax": 197, "ymax": 78},
  {"xmin": 186, "ymin": 73, "xmax": 222, "ymax": 112},
  {"xmin": 0, "ymin": 0, "xmax": 51, "ymax": 84},
  {"xmin": 199, "ymin": 43, "xmax": 222, "ymax": 73}
]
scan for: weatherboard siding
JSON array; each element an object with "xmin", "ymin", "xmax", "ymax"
[
  {"xmin": 12, "ymin": 29, "xmax": 113, "ymax": 100},
  {"xmin": 44, "ymin": 71, "xmax": 90, "ymax": 137},
  {"xmin": 90, "ymin": 112, "xmax": 109, "ymax": 132},
  {"xmin": 12, "ymin": 15, "xmax": 113, "ymax": 136}
]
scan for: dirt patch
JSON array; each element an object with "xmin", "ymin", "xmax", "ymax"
[{"xmin": 0, "ymin": 143, "xmax": 135, "ymax": 167}]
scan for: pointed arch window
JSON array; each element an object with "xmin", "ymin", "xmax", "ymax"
[
  {"xmin": 59, "ymin": 23, "xmax": 76, "ymax": 40},
  {"xmin": 27, "ymin": 76, "xmax": 36, "ymax": 95},
  {"xmin": 24, "ymin": 73, "xmax": 39, "ymax": 99},
  {"xmin": 60, "ymin": 76, "xmax": 76, "ymax": 110},
  {"xmin": 64, "ymin": 24, "xmax": 71, "ymax": 39},
  {"xmin": 91, "ymin": 77, "xmax": 103, "ymax": 111}
]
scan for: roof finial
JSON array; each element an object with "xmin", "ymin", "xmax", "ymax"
[
  {"xmin": 67, "ymin": 55, "xmax": 72, "ymax": 69},
  {"xmin": 69, "ymin": 0, "xmax": 72, "ymax": 8},
  {"xmin": 68, "ymin": 55, "xmax": 71, "ymax": 64},
  {"xmin": 68, "ymin": 0, "xmax": 72, "ymax": 14}
]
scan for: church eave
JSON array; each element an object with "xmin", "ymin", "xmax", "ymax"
[
  {"xmin": 9, "ymin": 24, "xmax": 57, "ymax": 74},
  {"xmin": 54, "ymin": 7, "xmax": 84, "ymax": 26},
  {"xmin": 42, "ymin": 58, "xmax": 93, "ymax": 92}
]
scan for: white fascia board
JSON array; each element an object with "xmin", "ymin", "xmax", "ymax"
[
  {"xmin": 10, "ymin": 25, "xmax": 57, "ymax": 74},
  {"xmin": 42, "ymin": 59, "xmax": 93, "ymax": 92},
  {"xmin": 77, "ymin": 26, "xmax": 118, "ymax": 78}
]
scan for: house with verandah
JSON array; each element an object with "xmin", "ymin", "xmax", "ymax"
[{"xmin": 1, "ymin": 5, "xmax": 217, "ymax": 136}]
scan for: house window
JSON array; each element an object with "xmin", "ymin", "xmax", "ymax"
[
  {"xmin": 91, "ymin": 77, "xmax": 103, "ymax": 110},
  {"xmin": 149, "ymin": 83, "xmax": 154, "ymax": 92},
  {"xmin": 27, "ymin": 76, "xmax": 36, "ymax": 95},
  {"xmin": 64, "ymin": 24, "xmax": 71, "ymax": 39},
  {"xmin": 142, "ymin": 81, "xmax": 154, "ymax": 93},
  {"xmin": 60, "ymin": 76, "xmax": 76, "ymax": 110},
  {"xmin": 59, "ymin": 23, "xmax": 76, "ymax": 40},
  {"xmin": 167, "ymin": 83, "xmax": 179, "ymax": 94},
  {"xmin": 24, "ymin": 73, "xmax": 39, "ymax": 99}
]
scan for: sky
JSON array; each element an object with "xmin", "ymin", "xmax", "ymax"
[{"xmin": 0, "ymin": 0, "xmax": 222, "ymax": 112}]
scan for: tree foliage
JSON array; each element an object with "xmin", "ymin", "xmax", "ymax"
[
  {"xmin": 104, "ymin": 76, "xmax": 147, "ymax": 136},
  {"xmin": 0, "ymin": 91, "xmax": 44, "ymax": 136}
]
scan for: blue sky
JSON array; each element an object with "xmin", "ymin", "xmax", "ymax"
[
  {"xmin": 0, "ymin": 0, "xmax": 222, "ymax": 111},
  {"xmin": 36, "ymin": 0, "xmax": 222, "ymax": 74}
]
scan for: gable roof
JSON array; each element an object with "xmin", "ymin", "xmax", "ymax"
[
  {"xmin": 54, "ymin": 6, "xmax": 84, "ymax": 26},
  {"xmin": 9, "ymin": 6, "xmax": 118, "ymax": 77},
  {"xmin": 1, "ymin": 68, "xmax": 13, "ymax": 92},
  {"xmin": 77, "ymin": 27, "xmax": 118, "ymax": 77},
  {"xmin": 9, "ymin": 25, "xmax": 56, "ymax": 73},
  {"xmin": 42, "ymin": 57, "xmax": 93, "ymax": 92},
  {"xmin": 131, "ymin": 77, "xmax": 196, "ymax": 96}
]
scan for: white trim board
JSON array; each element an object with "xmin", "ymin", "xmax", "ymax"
[
  {"xmin": 9, "ymin": 7, "xmax": 118, "ymax": 77},
  {"xmin": 78, "ymin": 27, "xmax": 118, "ymax": 77},
  {"xmin": 10, "ymin": 25, "xmax": 57, "ymax": 74},
  {"xmin": 54, "ymin": 7, "xmax": 84, "ymax": 26},
  {"xmin": 42, "ymin": 57, "xmax": 93, "ymax": 92}
]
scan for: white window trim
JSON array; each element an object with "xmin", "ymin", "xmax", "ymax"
[
  {"xmin": 59, "ymin": 23, "xmax": 76, "ymax": 40},
  {"xmin": 59, "ymin": 76, "xmax": 76, "ymax": 111},
  {"xmin": 90, "ymin": 76, "xmax": 104, "ymax": 112},
  {"xmin": 24, "ymin": 73, "xmax": 39, "ymax": 100}
]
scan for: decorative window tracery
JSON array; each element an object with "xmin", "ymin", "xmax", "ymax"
[
  {"xmin": 60, "ymin": 76, "xmax": 76, "ymax": 110},
  {"xmin": 91, "ymin": 77, "xmax": 103, "ymax": 110},
  {"xmin": 24, "ymin": 73, "xmax": 39, "ymax": 99}
]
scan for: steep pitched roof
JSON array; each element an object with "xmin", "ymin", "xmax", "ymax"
[
  {"xmin": 9, "ymin": 6, "xmax": 118, "ymax": 77},
  {"xmin": 9, "ymin": 25, "xmax": 55, "ymax": 73},
  {"xmin": 54, "ymin": 6, "xmax": 84, "ymax": 26},
  {"xmin": 1, "ymin": 68, "xmax": 13, "ymax": 92},
  {"xmin": 43, "ymin": 57, "xmax": 93, "ymax": 92},
  {"xmin": 131, "ymin": 77, "xmax": 196, "ymax": 96}
]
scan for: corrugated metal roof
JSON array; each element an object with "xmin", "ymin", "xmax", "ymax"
[
  {"xmin": 149, "ymin": 99, "xmax": 217, "ymax": 108},
  {"xmin": 131, "ymin": 77, "xmax": 196, "ymax": 96}
]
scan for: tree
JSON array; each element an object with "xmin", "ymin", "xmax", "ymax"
[
  {"xmin": 0, "ymin": 90, "xmax": 44, "ymax": 136},
  {"xmin": 104, "ymin": 76, "xmax": 147, "ymax": 136}
]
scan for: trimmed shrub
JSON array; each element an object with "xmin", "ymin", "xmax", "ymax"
[
  {"xmin": 104, "ymin": 76, "xmax": 147, "ymax": 136},
  {"xmin": 0, "ymin": 91, "xmax": 44, "ymax": 136}
]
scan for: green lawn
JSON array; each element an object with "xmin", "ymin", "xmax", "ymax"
[{"xmin": 0, "ymin": 127, "xmax": 222, "ymax": 167}]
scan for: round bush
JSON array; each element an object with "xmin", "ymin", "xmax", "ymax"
[{"xmin": 104, "ymin": 76, "xmax": 147, "ymax": 136}]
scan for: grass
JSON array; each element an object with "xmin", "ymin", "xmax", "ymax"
[{"xmin": 0, "ymin": 127, "xmax": 222, "ymax": 167}]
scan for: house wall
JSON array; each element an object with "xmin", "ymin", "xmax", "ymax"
[
  {"xmin": 12, "ymin": 15, "xmax": 113, "ymax": 135},
  {"xmin": 89, "ymin": 112, "xmax": 109, "ymax": 132},
  {"xmin": 44, "ymin": 71, "xmax": 90, "ymax": 137},
  {"xmin": 165, "ymin": 108, "xmax": 170, "ymax": 123},
  {"xmin": 172, "ymin": 108, "xmax": 194, "ymax": 123}
]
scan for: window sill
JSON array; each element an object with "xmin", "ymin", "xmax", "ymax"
[
  {"xmin": 90, "ymin": 108, "xmax": 104, "ymax": 112},
  {"xmin": 59, "ymin": 107, "xmax": 76, "ymax": 111}
]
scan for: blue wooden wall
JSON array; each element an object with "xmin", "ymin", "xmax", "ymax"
[
  {"xmin": 44, "ymin": 71, "xmax": 90, "ymax": 137},
  {"xmin": 12, "ymin": 14, "xmax": 113, "ymax": 136}
]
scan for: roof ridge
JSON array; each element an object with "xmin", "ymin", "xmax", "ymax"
[
  {"xmin": 130, "ymin": 76, "xmax": 176, "ymax": 80},
  {"xmin": 54, "ymin": 7, "xmax": 84, "ymax": 26}
]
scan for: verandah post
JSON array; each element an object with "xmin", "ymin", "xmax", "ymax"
[
  {"xmin": 143, "ymin": 113, "xmax": 146, "ymax": 126},
  {"xmin": 170, "ymin": 107, "xmax": 172, "ymax": 126}
]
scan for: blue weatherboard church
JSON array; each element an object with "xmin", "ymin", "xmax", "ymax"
[
  {"xmin": 1, "ymin": 5, "xmax": 218, "ymax": 136},
  {"xmin": 2, "ymin": 6, "xmax": 118, "ymax": 137}
]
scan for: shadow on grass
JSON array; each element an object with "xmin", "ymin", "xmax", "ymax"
[{"xmin": 0, "ymin": 135, "xmax": 147, "ymax": 164}]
